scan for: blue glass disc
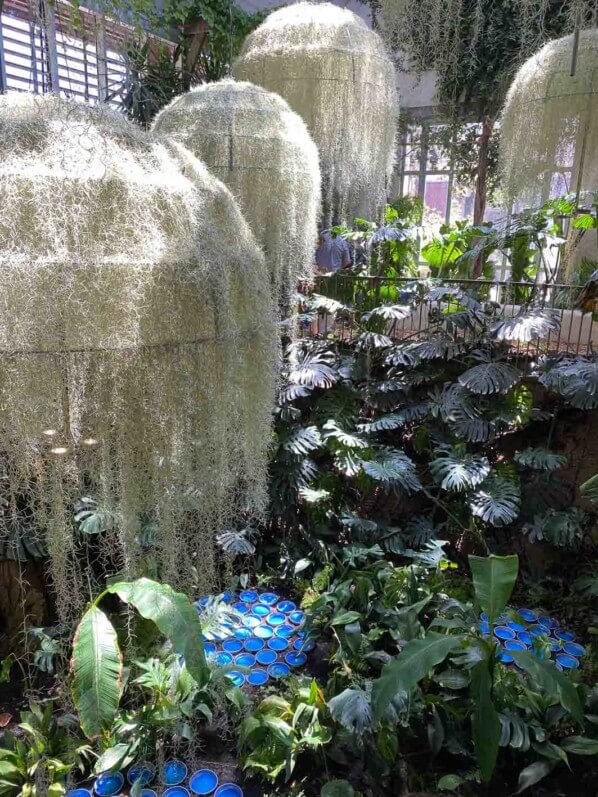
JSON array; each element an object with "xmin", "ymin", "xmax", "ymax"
[
  {"xmin": 214, "ymin": 651, "xmax": 233, "ymax": 666},
  {"xmin": 128, "ymin": 762, "xmax": 155, "ymax": 786},
  {"xmin": 556, "ymin": 653, "xmax": 579, "ymax": 669},
  {"xmin": 94, "ymin": 772, "xmax": 124, "ymax": 796},
  {"xmin": 189, "ymin": 769, "xmax": 218, "ymax": 795},
  {"xmin": 518, "ymin": 608, "xmax": 537, "ymax": 622},
  {"xmin": 529, "ymin": 625, "xmax": 548, "ymax": 637},
  {"xmin": 268, "ymin": 637, "xmax": 289, "ymax": 651},
  {"xmin": 268, "ymin": 662, "xmax": 290, "ymax": 679},
  {"xmin": 141, "ymin": 791, "xmax": 158, "ymax": 797},
  {"xmin": 204, "ymin": 642, "xmax": 217, "ymax": 656},
  {"xmin": 233, "ymin": 627, "xmax": 251, "ymax": 640},
  {"xmin": 214, "ymin": 785, "xmax": 243, "ymax": 797},
  {"xmin": 285, "ymin": 652, "xmax": 307, "ymax": 667},
  {"xmin": 256, "ymin": 649, "xmax": 277, "ymax": 665},
  {"xmin": 267, "ymin": 612, "xmax": 286, "ymax": 627},
  {"xmin": 221, "ymin": 591, "xmax": 235, "ymax": 603},
  {"xmin": 254, "ymin": 625, "xmax": 274, "ymax": 639},
  {"xmin": 556, "ymin": 630, "xmax": 576, "ymax": 642},
  {"xmin": 247, "ymin": 668, "xmax": 269, "ymax": 686},
  {"xmin": 259, "ymin": 592, "xmax": 279, "ymax": 605},
  {"xmin": 242, "ymin": 616, "xmax": 260, "ymax": 629},
  {"xmin": 480, "ymin": 612, "xmax": 489, "ymax": 621},
  {"xmin": 232, "ymin": 602, "xmax": 249, "ymax": 614},
  {"xmin": 494, "ymin": 626, "xmax": 515, "ymax": 641},
  {"xmin": 225, "ymin": 670, "xmax": 245, "ymax": 686},
  {"xmin": 293, "ymin": 638, "xmax": 316, "ymax": 652},
  {"xmin": 288, "ymin": 610, "xmax": 305, "ymax": 625},
  {"xmin": 222, "ymin": 639, "xmax": 243, "ymax": 654},
  {"xmin": 252, "ymin": 604, "xmax": 270, "ymax": 618},
  {"xmin": 275, "ymin": 624, "xmax": 295, "ymax": 638},
  {"xmin": 235, "ymin": 652, "xmax": 255, "ymax": 668},
  {"xmin": 67, "ymin": 790, "xmax": 92, "ymax": 797},
  {"xmin": 240, "ymin": 590, "xmax": 259, "ymax": 603},
  {"xmin": 244, "ymin": 637, "xmax": 264, "ymax": 652},
  {"xmin": 162, "ymin": 761, "xmax": 188, "ymax": 786},
  {"xmin": 538, "ymin": 616, "xmax": 557, "ymax": 629},
  {"xmin": 498, "ymin": 651, "xmax": 514, "ymax": 664},
  {"xmin": 517, "ymin": 631, "xmax": 532, "ymax": 646},
  {"xmin": 564, "ymin": 642, "xmax": 585, "ymax": 657},
  {"xmin": 504, "ymin": 640, "xmax": 526, "ymax": 652},
  {"xmin": 507, "ymin": 621, "xmax": 526, "ymax": 633},
  {"xmin": 163, "ymin": 788, "xmax": 190, "ymax": 797},
  {"xmin": 277, "ymin": 600, "xmax": 296, "ymax": 613},
  {"xmin": 478, "ymin": 621, "xmax": 490, "ymax": 634}
]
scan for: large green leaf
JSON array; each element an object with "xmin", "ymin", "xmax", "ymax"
[
  {"xmin": 72, "ymin": 606, "xmax": 122, "ymax": 740},
  {"xmin": 372, "ymin": 633, "xmax": 461, "ymax": 719},
  {"xmin": 469, "ymin": 554, "xmax": 518, "ymax": 622},
  {"xmin": 106, "ymin": 579, "xmax": 208, "ymax": 687},
  {"xmin": 470, "ymin": 660, "xmax": 500, "ymax": 782},
  {"xmin": 320, "ymin": 781, "xmax": 355, "ymax": 797},
  {"xmin": 459, "ymin": 361, "xmax": 521, "ymax": 395},
  {"xmin": 510, "ymin": 651, "xmax": 583, "ymax": 725}
]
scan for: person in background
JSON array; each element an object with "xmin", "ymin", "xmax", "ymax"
[{"xmin": 315, "ymin": 219, "xmax": 352, "ymax": 273}]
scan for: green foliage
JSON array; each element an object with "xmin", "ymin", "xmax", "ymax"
[
  {"xmin": 0, "ymin": 703, "xmax": 92, "ymax": 796},
  {"xmin": 71, "ymin": 578, "xmax": 208, "ymax": 741},
  {"xmin": 469, "ymin": 554, "xmax": 518, "ymax": 623},
  {"xmin": 239, "ymin": 679, "xmax": 330, "ymax": 782}
]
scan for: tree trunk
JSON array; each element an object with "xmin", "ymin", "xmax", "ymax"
[{"xmin": 471, "ymin": 115, "xmax": 494, "ymax": 279}]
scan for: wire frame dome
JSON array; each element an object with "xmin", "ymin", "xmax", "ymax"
[
  {"xmin": 0, "ymin": 93, "xmax": 278, "ymax": 620},
  {"xmin": 500, "ymin": 29, "xmax": 598, "ymax": 206},
  {"xmin": 153, "ymin": 80, "xmax": 321, "ymax": 303},
  {"xmin": 233, "ymin": 2, "xmax": 398, "ymax": 222}
]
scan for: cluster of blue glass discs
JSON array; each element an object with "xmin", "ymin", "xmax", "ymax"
[
  {"xmin": 196, "ymin": 589, "xmax": 315, "ymax": 686},
  {"xmin": 70, "ymin": 760, "xmax": 245, "ymax": 797},
  {"xmin": 480, "ymin": 608, "xmax": 585, "ymax": 670}
]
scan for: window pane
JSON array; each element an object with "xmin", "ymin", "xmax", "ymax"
[{"xmin": 423, "ymin": 175, "xmax": 449, "ymax": 227}]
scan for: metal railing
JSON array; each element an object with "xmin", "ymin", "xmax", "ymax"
[{"xmin": 297, "ymin": 275, "xmax": 597, "ymax": 358}]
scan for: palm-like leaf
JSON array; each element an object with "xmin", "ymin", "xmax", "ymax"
[
  {"xmin": 72, "ymin": 606, "xmax": 122, "ymax": 740},
  {"xmin": 361, "ymin": 305, "xmax": 412, "ymax": 323},
  {"xmin": 580, "ymin": 472, "xmax": 598, "ymax": 504},
  {"xmin": 288, "ymin": 344, "xmax": 338, "ymax": 389},
  {"xmin": 405, "ymin": 515, "xmax": 437, "ymax": 547},
  {"xmin": 540, "ymin": 357, "xmax": 598, "ymax": 409},
  {"xmin": 451, "ymin": 411, "xmax": 494, "ymax": 443},
  {"xmin": 469, "ymin": 476, "xmax": 520, "ymax": 526},
  {"xmin": 328, "ymin": 688, "xmax": 373, "ymax": 733},
  {"xmin": 459, "ymin": 362, "xmax": 521, "ymax": 395},
  {"xmin": 430, "ymin": 448, "xmax": 491, "ymax": 492},
  {"xmin": 310, "ymin": 294, "xmax": 348, "ymax": 315},
  {"xmin": 491, "ymin": 310, "xmax": 560, "ymax": 342},
  {"xmin": 280, "ymin": 426, "xmax": 322, "ymax": 456},
  {"xmin": 355, "ymin": 331, "xmax": 393, "ymax": 350},
  {"xmin": 279, "ymin": 384, "xmax": 312, "ymax": 404},
  {"xmin": 334, "ymin": 450, "xmax": 365, "ymax": 477},
  {"xmin": 322, "ymin": 420, "xmax": 368, "ymax": 449},
  {"xmin": 514, "ymin": 448, "xmax": 566, "ymax": 471},
  {"xmin": 362, "ymin": 449, "xmax": 421, "ymax": 492},
  {"xmin": 359, "ymin": 403, "xmax": 429, "ymax": 433},
  {"xmin": 216, "ymin": 528, "xmax": 256, "ymax": 557}
]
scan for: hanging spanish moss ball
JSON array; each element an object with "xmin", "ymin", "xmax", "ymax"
[
  {"xmin": 152, "ymin": 79, "xmax": 321, "ymax": 304},
  {"xmin": 499, "ymin": 29, "xmax": 598, "ymax": 206},
  {"xmin": 233, "ymin": 2, "xmax": 398, "ymax": 223},
  {"xmin": 0, "ymin": 93, "xmax": 278, "ymax": 620}
]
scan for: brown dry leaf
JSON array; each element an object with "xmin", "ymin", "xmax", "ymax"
[{"xmin": 0, "ymin": 713, "xmax": 12, "ymax": 727}]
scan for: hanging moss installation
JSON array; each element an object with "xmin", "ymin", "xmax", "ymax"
[
  {"xmin": 500, "ymin": 29, "xmax": 598, "ymax": 205},
  {"xmin": 233, "ymin": 2, "xmax": 398, "ymax": 222},
  {"xmin": 152, "ymin": 79, "xmax": 321, "ymax": 303},
  {"xmin": 0, "ymin": 93, "xmax": 278, "ymax": 620}
]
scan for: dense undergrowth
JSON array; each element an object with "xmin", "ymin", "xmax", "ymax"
[{"xmin": 1, "ymin": 203, "xmax": 598, "ymax": 796}]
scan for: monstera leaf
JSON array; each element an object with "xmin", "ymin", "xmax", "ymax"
[
  {"xmin": 362, "ymin": 449, "xmax": 422, "ymax": 492},
  {"xmin": 514, "ymin": 447, "xmax": 567, "ymax": 471},
  {"xmin": 491, "ymin": 310, "xmax": 560, "ymax": 342},
  {"xmin": 430, "ymin": 448, "xmax": 491, "ymax": 492},
  {"xmin": 280, "ymin": 425, "xmax": 322, "ymax": 456},
  {"xmin": 469, "ymin": 476, "xmax": 520, "ymax": 526},
  {"xmin": 459, "ymin": 361, "xmax": 521, "ymax": 395}
]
